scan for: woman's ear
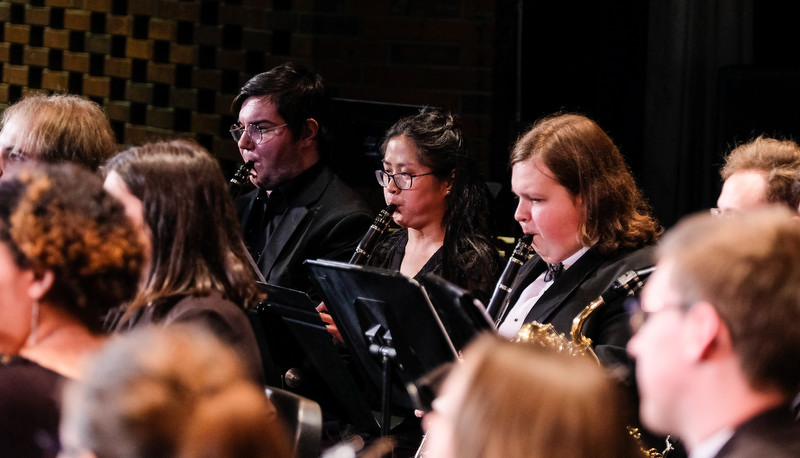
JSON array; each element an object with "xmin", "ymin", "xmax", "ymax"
[
  {"xmin": 28, "ymin": 270, "xmax": 54, "ymax": 301},
  {"xmin": 446, "ymin": 170, "xmax": 455, "ymax": 194}
]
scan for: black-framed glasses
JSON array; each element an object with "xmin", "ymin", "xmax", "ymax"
[
  {"xmin": 229, "ymin": 123, "xmax": 287, "ymax": 145},
  {"xmin": 625, "ymin": 296, "xmax": 694, "ymax": 332},
  {"xmin": 375, "ymin": 170, "xmax": 433, "ymax": 190}
]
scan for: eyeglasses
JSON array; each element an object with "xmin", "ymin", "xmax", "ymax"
[
  {"xmin": 1, "ymin": 148, "xmax": 26, "ymax": 163},
  {"xmin": 375, "ymin": 170, "xmax": 433, "ymax": 190},
  {"xmin": 625, "ymin": 296, "xmax": 693, "ymax": 332},
  {"xmin": 229, "ymin": 123, "xmax": 287, "ymax": 145},
  {"xmin": 710, "ymin": 207, "xmax": 739, "ymax": 218}
]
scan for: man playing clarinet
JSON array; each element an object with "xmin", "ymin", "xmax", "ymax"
[{"xmin": 231, "ymin": 62, "xmax": 372, "ymax": 295}]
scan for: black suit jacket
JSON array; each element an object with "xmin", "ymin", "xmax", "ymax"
[
  {"xmin": 498, "ymin": 245, "xmax": 654, "ymax": 366},
  {"xmin": 237, "ymin": 164, "xmax": 373, "ymax": 296},
  {"xmin": 714, "ymin": 405, "xmax": 800, "ymax": 457}
]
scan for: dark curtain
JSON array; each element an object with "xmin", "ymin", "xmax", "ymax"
[{"xmin": 642, "ymin": 0, "xmax": 753, "ymax": 227}]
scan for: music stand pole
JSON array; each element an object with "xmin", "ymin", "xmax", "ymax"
[{"xmin": 367, "ymin": 325, "xmax": 397, "ymax": 437}]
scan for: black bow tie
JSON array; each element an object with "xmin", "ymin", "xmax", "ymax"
[{"xmin": 544, "ymin": 262, "xmax": 563, "ymax": 282}]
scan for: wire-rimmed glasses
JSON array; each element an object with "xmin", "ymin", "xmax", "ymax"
[{"xmin": 229, "ymin": 123, "xmax": 287, "ymax": 145}]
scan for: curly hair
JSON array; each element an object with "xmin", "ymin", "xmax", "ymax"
[
  {"xmin": 0, "ymin": 162, "xmax": 143, "ymax": 333},
  {"xmin": 380, "ymin": 107, "xmax": 501, "ymax": 296},
  {"xmin": 720, "ymin": 135, "xmax": 800, "ymax": 209},
  {"xmin": 101, "ymin": 140, "xmax": 262, "ymax": 319},
  {"xmin": 510, "ymin": 113, "xmax": 662, "ymax": 256}
]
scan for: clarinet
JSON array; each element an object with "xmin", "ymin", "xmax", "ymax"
[
  {"xmin": 228, "ymin": 160, "xmax": 265, "ymax": 282},
  {"xmin": 485, "ymin": 234, "xmax": 533, "ymax": 323},
  {"xmin": 349, "ymin": 204, "xmax": 397, "ymax": 265},
  {"xmin": 228, "ymin": 161, "xmax": 254, "ymax": 198}
]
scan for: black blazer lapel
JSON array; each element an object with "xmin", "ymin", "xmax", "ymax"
[
  {"xmin": 257, "ymin": 206, "xmax": 309, "ymax": 278},
  {"xmin": 257, "ymin": 166, "xmax": 332, "ymax": 280},
  {"xmin": 498, "ymin": 256, "xmax": 546, "ymax": 323},
  {"xmin": 523, "ymin": 249, "xmax": 606, "ymax": 324}
]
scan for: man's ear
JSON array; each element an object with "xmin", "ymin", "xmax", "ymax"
[
  {"xmin": 301, "ymin": 118, "xmax": 319, "ymax": 143},
  {"xmin": 684, "ymin": 301, "xmax": 727, "ymax": 361},
  {"xmin": 28, "ymin": 270, "xmax": 54, "ymax": 301}
]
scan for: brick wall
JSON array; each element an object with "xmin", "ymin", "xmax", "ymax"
[{"xmin": 0, "ymin": 0, "xmax": 510, "ymax": 182}]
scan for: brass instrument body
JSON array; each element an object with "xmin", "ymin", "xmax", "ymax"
[
  {"xmin": 514, "ymin": 266, "xmax": 667, "ymax": 457},
  {"xmin": 570, "ymin": 266, "xmax": 656, "ymax": 353}
]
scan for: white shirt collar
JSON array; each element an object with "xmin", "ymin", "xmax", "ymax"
[
  {"xmin": 558, "ymin": 246, "xmax": 590, "ymax": 271},
  {"xmin": 688, "ymin": 428, "xmax": 734, "ymax": 458}
]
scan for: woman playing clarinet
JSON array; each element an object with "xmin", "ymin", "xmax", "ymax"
[{"xmin": 318, "ymin": 107, "xmax": 501, "ymax": 339}]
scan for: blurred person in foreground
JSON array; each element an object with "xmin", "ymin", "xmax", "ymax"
[
  {"xmin": 60, "ymin": 325, "xmax": 291, "ymax": 458},
  {"xmin": 627, "ymin": 207, "xmax": 800, "ymax": 457},
  {"xmin": 0, "ymin": 162, "xmax": 143, "ymax": 457},
  {"xmin": 420, "ymin": 333, "xmax": 639, "ymax": 458}
]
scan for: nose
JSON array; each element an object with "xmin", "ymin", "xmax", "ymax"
[
  {"xmin": 513, "ymin": 199, "xmax": 528, "ymax": 223},
  {"xmin": 237, "ymin": 131, "xmax": 253, "ymax": 150},
  {"xmin": 386, "ymin": 178, "xmax": 400, "ymax": 194}
]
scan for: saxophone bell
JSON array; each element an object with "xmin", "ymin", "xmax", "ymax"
[{"xmin": 514, "ymin": 264, "xmax": 672, "ymax": 458}]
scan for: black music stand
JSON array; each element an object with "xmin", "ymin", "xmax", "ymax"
[
  {"xmin": 250, "ymin": 282, "xmax": 379, "ymax": 433},
  {"xmin": 416, "ymin": 272, "xmax": 495, "ymax": 352},
  {"xmin": 304, "ymin": 259, "xmax": 461, "ymax": 434}
]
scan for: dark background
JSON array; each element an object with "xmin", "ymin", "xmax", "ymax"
[{"xmin": 2, "ymin": 0, "xmax": 799, "ymax": 234}]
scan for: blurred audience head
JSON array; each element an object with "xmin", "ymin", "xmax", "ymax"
[
  {"xmin": 0, "ymin": 162, "xmax": 142, "ymax": 353},
  {"xmin": 0, "ymin": 92, "xmax": 117, "ymax": 174},
  {"xmin": 60, "ymin": 325, "xmax": 291, "ymax": 458},
  {"xmin": 627, "ymin": 207, "xmax": 800, "ymax": 447},
  {"xmin": 423, "ymin": 333, "xmax": 638, "ymax": 458}
]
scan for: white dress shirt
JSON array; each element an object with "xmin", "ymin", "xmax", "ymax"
[{"xmin": 497, "ymin": 246, "xmax": 590, "ymax": 339}]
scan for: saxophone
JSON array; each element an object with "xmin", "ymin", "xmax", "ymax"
[
  {"xmin": 514, "ymin": 266, "xmax": 672, "ymax": 458},
  {"xmin": 514, "ymin": 266, "xmax": 655, "ymax": 360}
]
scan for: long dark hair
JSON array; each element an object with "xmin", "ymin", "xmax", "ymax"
[
  {"xmin": 102, "ymin": 140, "xmax": 261, "ymax": 318},
  {"xmin": 381, "ymin": 107, "xmax": 500, "ymax": 294}
]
